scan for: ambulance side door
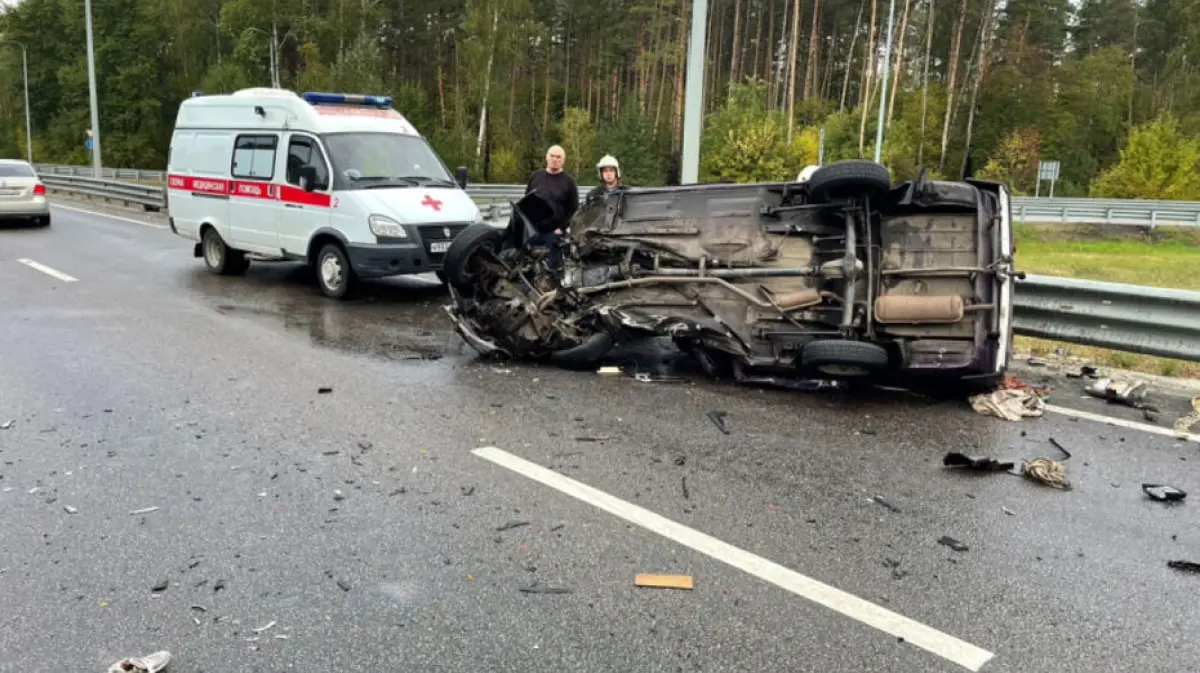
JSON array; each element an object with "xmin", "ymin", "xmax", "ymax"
[{"xmin": 278, "ymin": 132, "xmax": 333, "ymax": 257}]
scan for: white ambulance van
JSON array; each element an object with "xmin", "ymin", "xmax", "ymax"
[{"xmin": 166, "ymin": 88, "xmax": 483, "ymax": 298}]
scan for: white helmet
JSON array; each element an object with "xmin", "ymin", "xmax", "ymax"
[{"xmin": 597, "ymin": 154, "xmax": 621, "ymax": 180}]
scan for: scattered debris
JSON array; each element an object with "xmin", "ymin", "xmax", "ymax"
[
  {"xmin": 970, "ymin": 388, "xmax": 1045, "ymax": 421},
  {"xmin": 1021, "ymin": 458, "xmax": 1070, "ymax": 490},
  {"xmin": 519, "ymin": 585, "xmax": 572, "ymax": 594},
  {"xmin": 213, "ymin": 579, "xmax": 226, "ymax": 592},
  {"xmin": 1085, "ymin": 378, "xmax": 1148, "ymax": 408},
  {"xmin": 871, "ymin": 496, "xmax": 901, "ymax": 513},
  {"xmin": 597, "ymin": 366, "xmax": 621, "ymax": 376},
  {"xmin": 938, "ymin": 536, "xmax": 970, "ymax": 552},
  {"xmin": 62, "ymin": 505, "xmax": 78, "ymax": 514},
  {"xmin": 318, "ymin": 387, "xmax": 333, "ymax": 394},
  {"xmin": 106, "ymin": 651, "xmax": 170, "ymax": 673},
  {"xmin": 1143, "ymin": 484, "xmax": 1187, "ymax": 502},
  {"xmin": 1065, "ymin": 365, "xmax": 1100, "ymax": 379},
  {"xmin": 943, "ymin": 452, "xmax": 1015, "ymax": 472},
  {"xmin": 496, "ymin": 521, "xmax": 530, "ymax": 532},
  {"xmin": 0, "ymin": 420, "xmax": 13, "ymax": 430},
  {"xmin": 129, "ymin": 507, "xmax": 160, "ymax": 516},
  {"xmin": 1047, "ymin": 437, "xmax": 1072, "ymax": 460},
  {"xmin": 635, "ymin": 573, "xmax": 694, "ymax": 590},
  {"xmin": 461, "ymin": 485, "xmax": 476, "ymax": 496},
  {"xmin": 1002, "ymin": 506, "xmax": 1016, "ymax": 516},
  {"xmin": 252, "ymin": 620, "xmax": 277, "ymax": 634},
  {"xmin": 150, "ymin": 579, "xmax": 169, "ymax": 593},
  {"xmin": 681, "ymin": 477, "xmax": 690, "ymax": 500},
  {"xmin": 1167, "ymin": 560, "xmax": 1200, "ymax": 573},
  {"xmin": 1173, "ymin": 396, "xmax": 1200, "ymax": 438},
  {"xmin": 882, "ymin": 558, "xmax": 908, "ymax": 580},
  {"xmin": 189, "ymin": 605, "xmax": 206, "ymax": 613},
  {"xmin": 336, "ymin": 579, "xmax": 351, "ymax": 592},
  {"xmin": 574, "ymin": 435, "xmax": 610, "ymax": 442},
  {"xmin": 707, "ymin": 410, "xmax": 731, "ymax": 434},
  {"xmin": 333, "ymin": 490, "xmax": 345, "ymax": 501}
]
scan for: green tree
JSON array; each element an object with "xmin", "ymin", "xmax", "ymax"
[{"xmin": 1090, "ymin": 113, "xmax": 1200, "ymax": 199}]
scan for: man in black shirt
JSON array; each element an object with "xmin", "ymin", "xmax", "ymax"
[{"xmin": 524, "ymin": 144, "xmax": 579, "ymax": 268}]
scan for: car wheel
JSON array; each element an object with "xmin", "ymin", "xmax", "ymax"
[
  {"xmin": 201, "ymin": 228, "xmax": 247, "ymax": 276},
  {"xmin": 442, "ymin": 223, "xmax": 504, "ymax": 291},
  {"xmin": 548, "ymin": 332, "xmax": 615, "ymax": 370},
  {"xmin": 801, "ymin": 340, "xmax": 890, "ymax": 378},
  {"xmin": 35, "ymin": 215, "xmax": 49, "ymax": 227},
  {"xmin": 435, "ymin": 270, "xmax": 448, "ymax": 285},
  {"xmin": 807, "ymin": 160, "xmax": 892, "ymax": 204},
  {"xmin": 316, "ymin": 242, "xmax": 356, "ymax": 299}
]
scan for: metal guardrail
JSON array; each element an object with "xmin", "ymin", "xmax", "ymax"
[
  {"xmin": 34, "ymin": 168, "xmax": 1200, "ymax": 363},
  {"xmin": 40, "ymin": 174, "xmax": 165, "ymax": 212},
  {"xmin": 1014, "ymin": 275, "xmax": 1200, "ymax": 362},
  {"xmin": 33, "ymin": 163, "xmax": 1200, "ymax": 227}
]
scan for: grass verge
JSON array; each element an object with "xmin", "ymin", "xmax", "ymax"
[{"xmin": 1014, "ymin": 222, "xmax": 1200, "ymax": 378}]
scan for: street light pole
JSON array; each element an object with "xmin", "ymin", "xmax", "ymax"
[
  {"xmin": 21, "ymin": 45, "xmax": 31, "ymax": 164},
  {"xmin": 679, "ymin": 0, "xmax": 709, "ymax": 184},
  {"xmin": 873, "ymin": 0, "xmax": 897, "ymax": 164},
  {"xmin": 84, "ymin": 0, "xmax": 103, "ymax": 177}
]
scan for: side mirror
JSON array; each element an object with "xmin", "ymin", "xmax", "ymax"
[
  {"xmin": 298, "ymin": 165, "xmax": 323, "ymax": 192},
  {"xmin": 454, "ymin": 166, "xmax": 469, "ymax": 189}
]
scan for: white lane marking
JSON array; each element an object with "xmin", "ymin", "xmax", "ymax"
[
  {"xmin": 1044, "ymin": 403, "xmax": 1199, "ymax": 443},
  {"xmin": 472, "ymin": 446, "xmax": 995, "ymax": 672},
  {"xmin": 51, "ymin": 203, "xmax": 167, "ymax": 229},
  {"xmin": 17, "ymin": 258, "xmax": 78, "ymax": 283}
]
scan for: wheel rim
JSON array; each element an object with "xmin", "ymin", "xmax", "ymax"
[
  {"xmin": 817, "ymin": 363, "xmax": 870, "ymax": 377},
  {"xmin": 203, "ymin": 235, "xmax": 223, "ymax": 267},
  {"xmin": 320, "ymin": 253, "xmax": 343, "ymax": 290}
]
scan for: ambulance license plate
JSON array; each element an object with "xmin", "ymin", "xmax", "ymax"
[{"xmin": 430, "ymin": 241, "xmax": 451, "ymax": 253}]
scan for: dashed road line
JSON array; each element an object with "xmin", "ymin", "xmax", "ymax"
[
  {"xmin": 17, "ymin": 258, "xmax": 78, "ymax": 283},
  {"xmin": 472, "ymin": 445, "xmax": 996, "ymax": 672}
]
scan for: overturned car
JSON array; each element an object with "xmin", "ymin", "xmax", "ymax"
[{"xmin": 441, "ymin": 160, "xmax": 1019, "ymax": 389}]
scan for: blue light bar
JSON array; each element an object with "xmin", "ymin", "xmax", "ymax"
[
  {"xmin": 190, "ymin": 91, "xmax": 204, "ymax": 97},
  {"xmin": 302, "ymin": 91, "xmax": 393, "ymax": 108}
]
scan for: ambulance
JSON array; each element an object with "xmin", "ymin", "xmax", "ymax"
[{"xmin": 165, "ymin": 88, "xmax": 482, "ymax": 298}]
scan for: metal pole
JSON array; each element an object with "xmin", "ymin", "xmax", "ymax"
[
  {"xmin": 873, "ymin": 0, "xmax": 897, "ymax": 164},
  {"xmin": 84, "ymin": 0, "xmax": 102, "ymax": 177},
  {"xmin": 680, "ymin": 0, "xmax": 709, "ymax": 185},
  {"xmin": 818, "ymin": 127, "xmax": 825, "ymax": 165},
  {"xmin": 20, "ymin": 46, "xmax": 31, "ymax": 164}
]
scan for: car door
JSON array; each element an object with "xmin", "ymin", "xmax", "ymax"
[
  {"xmin": 278, "ymin": 132, "xmax": 333, "ymax": 257},
  {"xmin": 228, "ymin": 133, "xmax": 281, "ymax": 253}
]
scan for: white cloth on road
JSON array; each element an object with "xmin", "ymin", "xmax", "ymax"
[{"xmin": 970, "ymin": 388, "xmax": 1045, "ymax": 422}]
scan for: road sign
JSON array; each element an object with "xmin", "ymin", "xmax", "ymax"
[{"xmin": 1038, "ymin": 160, "xmax": 1060, "ymax": 181}]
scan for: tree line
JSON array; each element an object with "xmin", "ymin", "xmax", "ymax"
[{"xmin": 0, "ymin": 0, "xmax": 1198, "ymax": 198}]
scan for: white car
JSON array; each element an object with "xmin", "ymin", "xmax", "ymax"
[{"xmin": 0, "ymin": 159, "xmax": 49, "ymax": 226}]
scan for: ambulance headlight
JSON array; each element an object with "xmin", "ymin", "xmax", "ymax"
[{"xmin": 368, "ymin": 214, "xmax": 407, "ymax": 238}]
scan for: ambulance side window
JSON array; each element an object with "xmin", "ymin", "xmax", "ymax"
[
  {"xmin": 231, "ymin": 134, "xmax": 277, "ymax": 180},
  {"xmin": 286, "ymin": 136, "xmax": 329, "ymax": 189}
]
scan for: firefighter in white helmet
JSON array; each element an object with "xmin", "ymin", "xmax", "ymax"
[{"xmin": 586, "ymin": 154, "xmax": 624, "ymax": 205}]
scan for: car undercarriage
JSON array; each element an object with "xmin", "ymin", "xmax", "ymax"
[{"xmin": 442, "ymin": 160, "xmax": 1019, "ymax": 389}]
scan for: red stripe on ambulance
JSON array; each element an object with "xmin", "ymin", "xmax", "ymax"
[{"xmin": 168, "ymin": 174, "xmax": 331, "ymax": 208}]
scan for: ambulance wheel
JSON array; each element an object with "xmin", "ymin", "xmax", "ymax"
[
  {"xmin": 316, "ymin": 242, "xmax": 356, "ymax": 299},
  {"xmin": 202, "ymin": 227, "xmax": 248, "ymax": 276}
]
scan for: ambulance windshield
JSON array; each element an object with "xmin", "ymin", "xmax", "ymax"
[{"xmin": 323, "ymin": 132, "xmax": 455, "ymax": 189}]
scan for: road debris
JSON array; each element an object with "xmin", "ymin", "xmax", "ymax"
[
  {"xmin": 1002, "ymin": 506, "xmax": 1016, "ymax": 516},
  {"xmin": 1143, "ymin": 484, "xmax": 1187, "ymax": 502},
  {"xmin": 519, "ymin": 585, "xmax": 572, "ymax": 594},
  {"xmin": 707, "ymin": 410, "xmax": 731, "ymax": 434},
  {"xmin": 129, "ymin": 507, "xmax": 160, "ymax": 515},
  {"xmin": 942, "ymin": 452, "xmax": 1016, "ymax": 472},
  {"xmin": 0, "ymin": 420, "xmax": 13, "ymax": 430},
  {"xmin": 969, "ymin": 387, "xmax": 1045, "ymax": 421},
  {"xmin": 1168, "ymin": 560, "xmax": 1200, "ymax": 573},
  {"xmin": 635, "ymin": 573, "xmax": 694, "ymax": 590},
  {"xmin": 496, "ymin": 521, "xmax": 530, "ymax": 532},
  {"xmin": 150, "ymin": 579, "xmax": 169, "ymax": 593},
  {"xmin": 597, "ymin": 366, "xmax": 621, "ymax": 376},
  {"xmin": 62, "ymin": 505, "xmax": 78, "ymax": 514},
  {"xmin": 1085, "ymin": 378, "xmax": 1147, "ymax": 406},
  {"xmin": 252, "ymin": 620, "xmax": 277, "ymax": 633},
  {"xmin": 318, "ymin": 386, "xmax": 333, "ymax": 394},
  {"xmin": 938, "ymin": 536, "xmax": 970, "ymax": 552},
  {"xmin": 1021, "ymin": 458, "xmax": 1071, "ymax": 490},
  {"xmin": 681, "ymin": 477, "xmax": 690, "ymax": 500},
  {"xmin": 1065, "ymin": 365, "xmax": 1100, "ymax": 379},
  {"xmin": 871, "ymin": 496, "xmax": 901, "ymax": 513},
  {"xmin": 1174, "ymin": 396, "xmax": 1200, "ymax": 437},
  {"xmin": 106, "ymin": 650, "xmax": 170, "ymax": 673}
]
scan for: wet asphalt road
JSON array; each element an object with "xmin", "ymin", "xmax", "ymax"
[{"xmin": 1, "ymin": 200, "xmax": 1199, "ymax": 673}]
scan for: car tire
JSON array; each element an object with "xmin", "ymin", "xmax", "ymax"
[
  {"xmin": 434, "ymin": 270, "xmax": 448, "ymax": 285},
  {"xmin": 316, "ymin": 242, "xmax": 356, "ymax": 299},
  {"xmin": 442, "ymin": 223, "xmax": 504, "ymax": 291},
  {"xmin": 807, "ymin": 160, "xmax": 892, "ymax": 204},
  {"xmin": 801, "ymin": 340, "xmax": 890, "ymax": 378},
  {"xmin": 35, "ymin": 215, "xmax": 49, "ymax": 227},
  {"xmin": 548, "ymin": 332, "xmax": 615, "ymax": 370},
  {"xmin": 201, "ymin": 228, "xmax": 247, "ymax": 276}
]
